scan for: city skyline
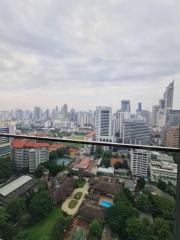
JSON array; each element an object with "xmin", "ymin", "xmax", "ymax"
[
  {"xmin": 0, "ymin": 1, "xmax": 180, "ymax": 111},
  {"xmin": 0, "ymin": 80, "xmax": 177, "ymax": 114}
]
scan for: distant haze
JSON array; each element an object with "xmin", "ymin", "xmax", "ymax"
[{"xmin": 0, "ymin": 0, "xmax": 180, "ymax": 112}]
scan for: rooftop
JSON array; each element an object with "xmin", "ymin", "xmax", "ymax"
[
  {"xmin": 0, "ymin": 175, "xmax": 32, "ymax": 196},
  {"xmin": 12, "ymin": 139, "xmax": 49, "ymax": 149}
]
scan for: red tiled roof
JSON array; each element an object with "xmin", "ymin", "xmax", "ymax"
[
  {"xmin": 73, "ymin": 157, "xmax": 92, "ymax": 170},
  {"xmin": 12, "ymin": 140, "xmax": 50, "ymax": 149},
  {"xmin": 111, "ymin": 158, "xmax": 123, "ymax": 166},
  {"xmin": 48, "ymin": 144, "xmax": 65, "ymax": 152}
]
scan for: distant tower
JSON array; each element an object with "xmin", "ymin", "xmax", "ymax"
[
  {"xmin": 163, "ymin": 81, "xmax": 174, "ymax": 110},
  {"xmin": 62, "ymin": 104, "xmax": 68, "ymax": 120},
  {"xmin": 137, "ymin": 103, "xmax": 142, "ymax": 112},
  {"xmin": 121, "ymin": 100, "xmax": 130, "ymax": 112}
]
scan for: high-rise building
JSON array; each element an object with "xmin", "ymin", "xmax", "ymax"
[
  {"xmin": 137, "ymin": 103, "xmax": 142, "ymax": 112},
  {"xmin": 165, "ymin": 125, "xmax": 180, "ymax": 148},
  {"xmin": 33, "ymin": 106, "xmax": 41, "ymax": 121},
  {"xmin": 121, "ymin": 100, "xmax": 130, "ymax": 112},
  {"xmin": 123, "ymin": 120, "xmax": 151, "ymax": 145},
  {"xmin": 62, "ymin": 104, "xmax": 68, "ymax": 120},
  {"xmin": 163, "ymin": 81, "xmax": 174, "ymax": 110},
  {"xmin": 11, "ymin": 140, "xmax": 49, "ymax": 173},
  {"xmin": 166, "ymin": 110, "xmax": 180, "ymax": 127},
  {"xmin": 0, "ymin": 125, "xmax": 11, "ymax": 159},
  {"xmin": 151, "ymin": 105, "xmax": 159, "ymax": 127},
  {"xmin": 159, "ymin": 99, "xmax": 165, "ymax": 110},
  {"xmin": 129, "ymin": 149, "xmax": 149, "ymax": 177},
  {"xmin": 69, "ymin": 109, "xmax": 77, "ymax": 123},
  {"xmin": 95, "ymin": 106, "xmax": 113, "ymax": 142}
]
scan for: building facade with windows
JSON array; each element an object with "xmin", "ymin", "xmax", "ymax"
[
  {"xmin": 95, "ymin": 106, "xmax": 114, "ymax": 142},
  {"xmin": 11, "ymin": 140, "xmax": 49, "ymax": 173},
  {"xmin": 129, "ymin": 149, "xmax": 149, "ymax": 177}
]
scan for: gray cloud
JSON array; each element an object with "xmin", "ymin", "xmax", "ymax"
[{"xmin": 0, "ymin": 0, "xmax": 180, "ymax": 110}]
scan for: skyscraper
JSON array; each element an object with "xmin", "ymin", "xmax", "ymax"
[
  {"xmin": 95, "ymin": 106, "xmax": 113, "ymax": 142},
  {"xmin": 137, "ymin": 102, "xmax": 142, "ymax": 112},
  {"xmin": 33, "ymin": 106, "xmax": 41, "ymax": 121},
  {"xmin": 151, "ymin": 105, "xmax": 159, "ymax": 127},
  {"xmin": 121, "ymin": 100, "xmax": 130, "ymax": 112},
  {"xmin": 163, "ymin": 81, "xmax": 174, "ymax": 110},
  {"xmin": 62, "ymin": 104, "xmax": 68, "ymax": 120},
  {"xmin": 123, "ymin": 119, "xmax": 151, "ymax": 145}
]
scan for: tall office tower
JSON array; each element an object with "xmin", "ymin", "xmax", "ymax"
[
  {"xmin": 163, "ymin": 81, "xmax": 174, "ymax": 110},
  {"xmin": 62, "ymin": 104, "xmax": 68, "ymax": 120},
  {"xmin": 137, "ymin": 103, "xmax": 142, "ymax": 112},
  {"xmin": 33, "ymin": 106, "xmax": 41, "ymax": 121},
  {"xmin": 11, "ymin": 140, "xmax": 49, "ymax": 173},
  {"xmin": 52, "ymin": 106, "xmax": 58, "ymax": 120},
  {"xmin": 69, "ymin": 109, "xmax": 77, "ymax": 123},
  {"xmin": 123, "ymin": 120, "xmax": 151, "ymax": 145},
  {"xmin": 15, "ymin": 109, "xmax": 24, "ymax": 120},
  {"xmin": 121, "ymin": 100, "xmax": 131, "ymax": 112},
  {"xmin": 45, "ymin": 109, "xmax": 50, "ymax": 120},
  {"xmin": 95, "ymin": 106, "xmax": 113, "ymax": 142},
  {"xmin": 129, "ymin": 149, "xmax": 149, "ymax": 177},
  {"xmin": 0, "ymin": 125, "xmax": 11, "ymax": 158},
  {"xmin": 151, "ymin": 105, "xmax": 159, "ymax": 127},
  {"xmin": 166, "ymin": 110, "xmax": 180, "ymax": 127},
  {"xmin": 165, "ymin": 126, "xmax": 180, "ymax": 148},
  {"xmin": 159, "ymin": 99, "xmax": 165, "ymax": 110}
]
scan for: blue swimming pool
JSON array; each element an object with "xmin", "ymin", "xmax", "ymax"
[{"xmin": 99, "ymin": 200, "xmax": 113, "ymax": 208}]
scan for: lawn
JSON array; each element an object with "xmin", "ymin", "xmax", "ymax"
[
  {"xmin": 68, "ymin": 199, "xmax": 78, "ymax": 209},
  {"xmin": 28, "ymin": 208, "xmax": 61, "ymax": 240},
  {"xmin": 69, "ymin": 135, "xmax": 85, "ymax": 140},
  {"xmin": 74, "ymin": 192, "xmax": 83, "ymax": 200}
]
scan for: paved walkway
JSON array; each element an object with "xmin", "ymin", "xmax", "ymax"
[{"xmin": 61, "ymin": 182, "xmax": 89, "ymax": 215}]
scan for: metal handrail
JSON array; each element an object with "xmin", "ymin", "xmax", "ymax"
[
  {"xmin": 0, "ymin": 132, "xmax": 180, "ymax": 239},
  {"xmin": 0, "ymin": 133, "xmax": 179, "ymax": 153}
]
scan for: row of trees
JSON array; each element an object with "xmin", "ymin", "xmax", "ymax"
[
  {"xmin": 106, "ymin": 189, "xmax": 174, "ymax": 240},
  {"xmin": 157, "ymin": 179, "xmax": 176, "ymax": 198},
  {"xmin": 0, "ymin": 156, "xmax": 14, "ymax": 183}
]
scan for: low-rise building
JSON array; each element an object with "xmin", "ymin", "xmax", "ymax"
[
  {"xmin": 72, "ymin": 157, "xmax": 93, "ymax": 172},
  {"xmin": 11, "ymin": 140, "xmax": 49, "ymax": 173},
  {"xmin": 149, "ymin": 160, "xmax": 177, "ymax": 185},
  {"xmin": 97, "ymin": 167, "xmax": 114, "ymax": 175},
  {"xmin": 0, "ymin": 175, "xmax": 36, "ymax": 205}
]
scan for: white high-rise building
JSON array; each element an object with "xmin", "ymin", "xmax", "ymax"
[
  {"xmin": 129, "ymin": 149, "xmax": 149, "ymax": 177},
  {"xmin": 95, "ymin": 106, "xmax": 113, "ymax": 142}
]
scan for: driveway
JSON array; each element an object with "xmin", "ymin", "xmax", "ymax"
[{"xmin": 61, "ymin": 182, "xmax": 89, "ymax": 215}]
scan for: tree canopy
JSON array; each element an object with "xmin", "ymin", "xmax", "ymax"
[{"xmin": 89, "ymin": 219, "xmax": 103, "ymax": 240}]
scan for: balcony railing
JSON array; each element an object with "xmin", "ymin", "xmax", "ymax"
[{"xmin": 0, "ymin": 133, "xmax": 180, "ymax": 240}]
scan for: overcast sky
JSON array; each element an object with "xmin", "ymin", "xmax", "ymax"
[{"xmin": 0, "ymin": 0, "xmax": 180, "ymax": 112}]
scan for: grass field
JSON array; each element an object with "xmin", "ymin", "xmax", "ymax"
[
  {"xmin": 69, "ymin": 135, "xmax": 85, "ymax": 140},
  {"xmin": 68, "ymin": 199, "xmax": 78, "ymax": 209},
  {"xmin": 28, "ymin": 208, "xmax": 61, "ymax": 240}
]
